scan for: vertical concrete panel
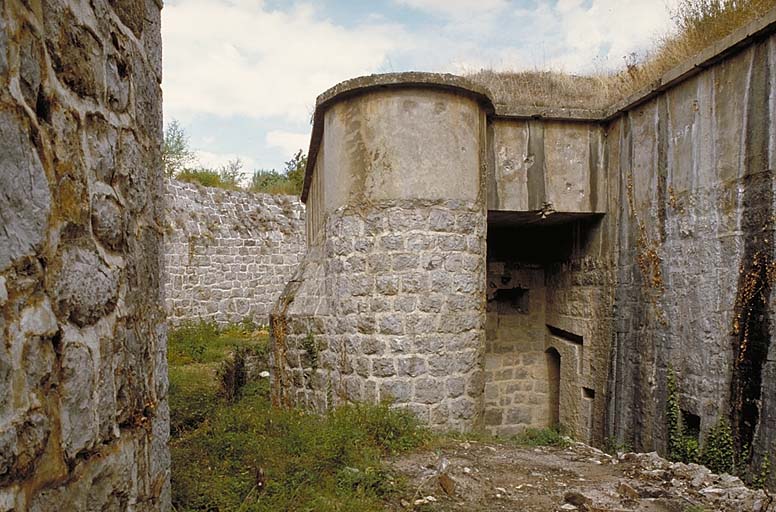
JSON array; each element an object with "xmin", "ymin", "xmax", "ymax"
[
  {"xmin": 491, "ymin": 120, "xmax": 530, "ymax": 211},
  {"xmin": 544, "ymin": 122, "xmax": 592, "ymax": 213}
]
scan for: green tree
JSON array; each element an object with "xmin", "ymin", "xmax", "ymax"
[
  {"xmin": 163, "ymin": 120, "xmax": 197, "ymax": 177},
  {"xmin": 250, "ymin": 149, "xmax": 307, "ymax": 196},
  {"xmin": 284, "ymin": 149, "xmax": 307, "ymax": 195},
  {"xmin": 217, "ymin": 158, "xmax": 245, "ymax": 188}
]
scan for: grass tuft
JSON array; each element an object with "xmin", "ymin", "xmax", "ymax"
[{"xmin": 512, "ymin": 426, "xmax": 572, "ymax": 448}]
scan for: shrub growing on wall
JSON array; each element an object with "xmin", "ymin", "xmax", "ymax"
[
  {"xmin": 700, "ymin": 419, "xmax": 735, "ymax": 475},
  {"xmin": 666, "ymin": 369, "xmax": 701, "ymax": 463}
]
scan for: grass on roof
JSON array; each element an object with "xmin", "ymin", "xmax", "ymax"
[{"xmin": 467, "ymin": 0, "xmax": 776, "ymax": 110}]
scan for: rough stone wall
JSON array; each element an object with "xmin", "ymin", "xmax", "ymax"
[
  {"xmin": 0, "ymin": 0, "xmax": 169, "ymax": 509},
  {"xmin": 482, "ymin": 218, "xmax": 615, "ymax": 443},
  {"xmin": 483, "ymin": 263, "xmax": 550, "ymax": 436},
  {"xmin": 607, "ymin": 34, "xmax": 776, "ymax": 484},
  {"xmin": 543, "ymin": 218, "xmax": 616, "ymax": 447},
  {"xmin": 273, "ymin": 203, "xmax": 487, "ymax": 431},
  {"xmin": 163, "ymin": 179, "xmax": 305, "ymax": 326}
]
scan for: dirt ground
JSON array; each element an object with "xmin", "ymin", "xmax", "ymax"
[{"xmin": 386, "ymin": 440, "xmax": 774, "ymax": 512}]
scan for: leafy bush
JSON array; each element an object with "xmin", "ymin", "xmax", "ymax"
[
  {"xmin": 250, "ymin": 150, "xmax": 307, "ymax": 196},
  {"xmin": 700, "ymin": 419, "xmax": 734, "ymax": 475},
  {"xmin": 250, "ymin": 169, "xmax": 299, "ymax": 195},
  {"xmin": 177, "ymin": 168, "xmax": 242, "ymax": 190}
]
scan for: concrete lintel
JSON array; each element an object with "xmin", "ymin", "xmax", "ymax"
[{"xmin": 493, "ymin": 105, "xmax": 606, "ymax": 122}]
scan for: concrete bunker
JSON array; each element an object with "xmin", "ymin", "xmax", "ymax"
[{"xmin": 270, "ymin": 10, "xmax": 776, "ymax": 486}]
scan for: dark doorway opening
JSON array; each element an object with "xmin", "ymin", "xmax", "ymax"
[{"xmin": 546, "ymin": 347, "xmax": 561, "ymax": 428}]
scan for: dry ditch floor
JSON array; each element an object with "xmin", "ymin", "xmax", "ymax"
[{"xmin": 386, "ymin": 440, "xmax": 774, "ymax": 512}]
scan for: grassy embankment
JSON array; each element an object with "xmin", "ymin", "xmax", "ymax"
[
  {"xmin": 168, "ymin": 321, "xmax": 570, "ymax": 511},
  {"xmin": 168, "ymin": 321, "xmax": 429, "ymax": 512}
]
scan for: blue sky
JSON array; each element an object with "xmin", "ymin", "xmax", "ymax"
[{"xmin": 161, "ymin": 0, "xmax": 678, "ymax": 173}]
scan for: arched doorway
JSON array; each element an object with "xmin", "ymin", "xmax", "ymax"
[{"xmin": 546, "ymin": 347, "xmax": 561, "ymax": 428}]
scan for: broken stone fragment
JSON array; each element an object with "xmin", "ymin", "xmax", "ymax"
[
  {"xmin": 617, "ymin": 481, "xmax": 640, "ymax": 499},
  {"xmin": 438, "ymin": 472, "xmax": 455, "ymax": 496},
  {"xmin": 563, "ymin": 490, "xmax": 592, "ymax": 510}
]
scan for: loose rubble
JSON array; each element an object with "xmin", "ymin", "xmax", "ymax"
[{"xmin": 388, "ymin": 440, "xmax": 774, "ymax": 511}]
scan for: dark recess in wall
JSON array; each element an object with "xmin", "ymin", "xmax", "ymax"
[{"xmin": 729, "ymin": 41, "xmax": 773, "ymax": 471}]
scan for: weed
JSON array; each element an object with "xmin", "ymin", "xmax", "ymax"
[
  {"xmin": 168, "ymin": 320, "xmax": 267, "ymax": 366},
  {"xmin": 168, "ymin": 365, "xmax": 219, "ymax": 437},
  {"xmin": 512, "ymin": 427, "xmax": 572, "ymax": 449},
  {"xmin": 171, "ymin": 391, "xmax": 426, "ymax": 511},
  {"xmin": 753, "ymin": 454, "xmax": 772, "ymax": 489},
  {"xmin": 605, "ymin": 436, "xmax": 633, "ymax": 455},
  {"xmin": 169, "ymin": 324, "xmax": 427, "ymax": 511},
  {"xmin": 217, "ymin": 347, "xmax": 249, "ymax": 402},
  {"xmin": 301, "ymin": 332, "xmax": 319, "ymax": 371}
]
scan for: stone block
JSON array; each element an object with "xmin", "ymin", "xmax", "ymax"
[
  {"xmin": 380, "ymin": 379, "xmax": 411, "ymax": 403},
  {"xmin": 398, "ymin": 356, "xmax": 427, "ymax": 377},
  {"xmin": 414, "ymin": 378, "xmax": 446, "ymax": 404}
]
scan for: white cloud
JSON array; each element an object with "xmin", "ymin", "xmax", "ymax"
[
  {"xmin": 195, "ymin": 150, "xmax": 256, "ymax": 171},
  {"xmin": 162, "ymin": 1, "xmax": 409, "ymax": 124},
  {"xmin": 395, "ymin": 0, "xmax": 508, "ymax": 18},
  {"xmin": 415, "ymin": 0, "xmax": 679, "ymax": 74},
  {"xmin": 266, "ymin": 130, "xmax": 310, "ymax": 156},
  {"xmin": 539, "ymin": 0, "xmax": 680, "ymax": 72}
]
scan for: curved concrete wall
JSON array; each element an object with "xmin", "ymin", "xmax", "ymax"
[
  {"xmin": 273, "ymin": 82, "xmax": 488, "ymax": 431},
  {"xmin": 321, "ymin": 89, "xmax": 483, "ymax": 210}
]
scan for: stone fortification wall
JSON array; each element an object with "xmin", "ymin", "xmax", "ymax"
[
  {"xmin": 607, "ymin": 27, "xmax": 776, "ymax": 485},
  {"xmin": 0, "ymin": 0, "xmax": 169, "ymax": 510},
  {"xmin": 163, "ymin": 179, "xmax": 305, "ymax": 326},
  {"xmin": 273, "ymin": 12, "xmax": 776, "ymax": 487},
  {"xmin": 274, "ymin": 202, "xmax": 486, "ymax": 430}
]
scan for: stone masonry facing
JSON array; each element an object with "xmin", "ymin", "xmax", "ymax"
[
  {"xmin": 163, "ymin": 179, "xmax": 304, "ymax": 326},
  {"xmin": 0, "ymin": 0, "xmax": 169, "ymax": 509}
]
